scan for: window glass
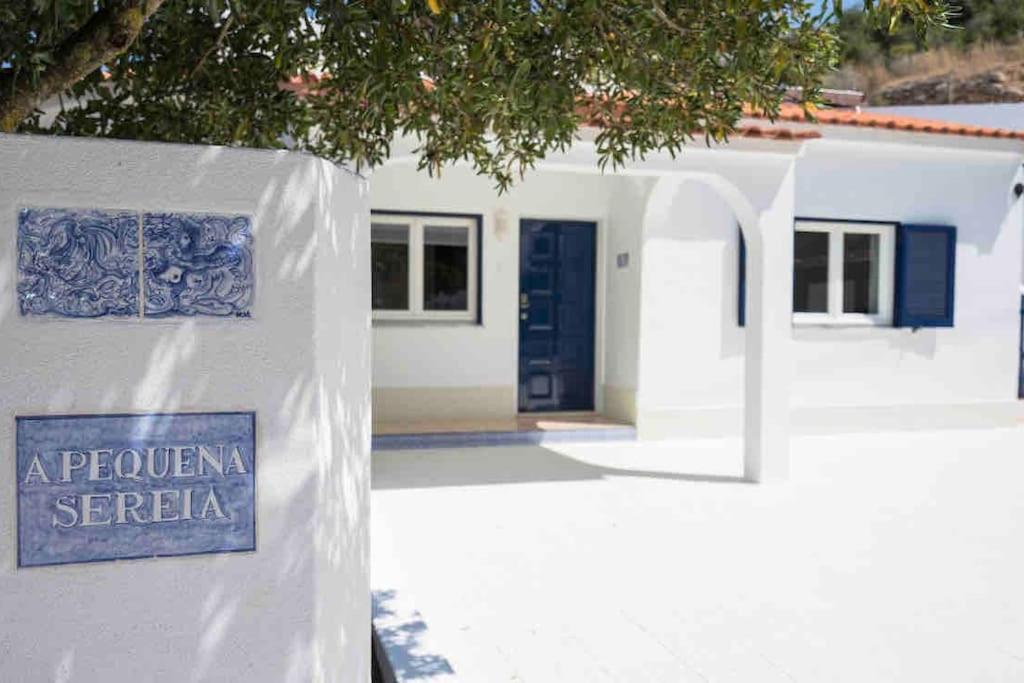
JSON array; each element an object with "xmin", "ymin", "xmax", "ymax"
[
  {"xmin": 423, "ymin": 225, "xmax": 469, "ymax": 311},
  {"xmin": 843, "ymin": 233, "xmax": 880, "ymax": 314},
  {"xmin": 793, "ymin": 231, "xmax": 829, "ymax": 313},
  {"xmin": 371, "ymin": 223, "xmax": 409, "ymax": 310}
]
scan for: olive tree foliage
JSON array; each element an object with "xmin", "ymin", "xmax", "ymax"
[{"xmin": 2, "ymin": 0, "xmax": 954, "ymax": 188}]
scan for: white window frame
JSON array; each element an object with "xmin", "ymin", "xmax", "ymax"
[
  {"xmin": 793, "ymin": 220, "xmax": 895, "ymax": 327},
  {"xmin": 371, "ymin": 213, "xmax": 478, "ymax": 322}
]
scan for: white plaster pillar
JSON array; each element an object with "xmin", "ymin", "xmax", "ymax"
[
  {"xmin": 638, "ymin": 169, "xmax": 794, "ymax": 482},
  {"xmin": 742, "ymin": 167, "xmax": 795, "ymax": 482}
]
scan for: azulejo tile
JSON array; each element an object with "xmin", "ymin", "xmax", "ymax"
[
  {"xmin": 17, "ymin": 208, "xmax": 140, "ymax": 318},
  {"xmin": 143, "ymin": 212, "xmax": 254, "ymax": 318}
]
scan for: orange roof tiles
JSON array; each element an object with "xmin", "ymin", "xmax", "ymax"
[
  {"xmin": 575, "ymin": 98, "xmax": 820, "ymax": 142},
  {"xmin": 277, "ymin": 75, "xmax": 1020, "ymax": 144},
  {"xmin": 280, "ymin": 73, "xmax": 328, "ymax": 97},
  {"xmin": 732, "ymin": 124, "xmax": 820, "ymax": 141},
  {"xmin": 577, "ymin": 98, "xmax": 1023, "ymax": 144},
  {"xmin": 749, "ymin": 103, "xmax": 1024, "ymax": 142}
]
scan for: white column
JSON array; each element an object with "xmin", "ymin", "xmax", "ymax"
[
  {"xmin": 742, "ymin": 168, "xmax": 794, "ymax": 482},
  {"xmin": 637, "ymin": 170, "xmax": 793, "ymax": 482}
]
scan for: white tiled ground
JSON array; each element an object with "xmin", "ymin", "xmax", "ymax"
[{"xmin": 372, "ymin": 428, "xmax": 1024, "ymax": 682}]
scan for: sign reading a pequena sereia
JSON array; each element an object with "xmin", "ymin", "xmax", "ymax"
[{"xmin": 16, "ymin": 412, "xmax": 256, "ymax": 568}]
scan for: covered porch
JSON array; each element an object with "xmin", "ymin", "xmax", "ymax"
[{"xmin": 372, "ymin": 135, "xmax": 800, "ymax": 481}]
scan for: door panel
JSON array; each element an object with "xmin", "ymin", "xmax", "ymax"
[{"xmin": 518, "ymin": 220, "xmax": 597, "ymax": 412}]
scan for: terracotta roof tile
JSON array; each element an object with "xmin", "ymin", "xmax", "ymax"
[
  {"xmin": 277, "ymin": 78, "xmax": 818, "ymax": 143},
  {"xmin": 576, "ymin": 99, "xmax": 819, "ymax": 142},
  {"xmin": 733, "ymin": 124, "xmax": 820, "ymax": 141},
  {"xmin": 278, "ymin": 78, "xmax": 1017, "ymax": 144},
  {"xmin": 748, "ymin": 103, "xmax": 1024, "ymax": 142}
]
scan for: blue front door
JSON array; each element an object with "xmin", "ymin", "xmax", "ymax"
[{"xmin": 518, "ymin": 220, "xmax": 596, "ymax": 412}]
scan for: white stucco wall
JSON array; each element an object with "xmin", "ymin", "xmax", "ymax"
[
  {"xmin": 634, "ymin": 139, "xmax": 1024, "ymax": 436},
  {"xmin": 601, "ymin": 176, "xmax": 653, "ymax": 421},
  {"xmin": 368, "ymin": 162, "xmax": 617, "ymax": 422},
  {"xmin": 792, "ymin": 140, "xmax": 1023, "ymax": 429},
  {"xmin": 367, "ymin": 146, "xmax": 801, "ymax": 426},
  {"xmin": 369, "ymin": 137, "xmax": 1023, "ymax": 435},
  {"xmin": 635, "ymin": 178, "xmax": 748, "ymax": 433},
  {"xmin": 633, "ymin": 150, "xmax": 797, "ymax": 437},
  {"xmin": 0, "ymin": 135, "xmax": 371, "ymax": 682}
]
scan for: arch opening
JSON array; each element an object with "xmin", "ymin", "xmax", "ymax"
[{"xmin": 639, "ymin": 171, "xmax": 792, "ymax": 482}]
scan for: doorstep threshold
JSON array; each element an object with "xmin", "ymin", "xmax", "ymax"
[{"xmin": 372, "ymin": 424, "xmax": 636, "ymax": 451}]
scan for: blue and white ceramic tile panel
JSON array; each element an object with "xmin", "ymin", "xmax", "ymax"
[
  {"xmin": 143, "ymin": 212, "xmax": 254, "ymax": 318},
  {"xmin": 17, "ymin": 208, "xmax": 140, "ymax": 318},
  {"xmin": 16, "ymin": 208, "xmax": 253, "ymax": 319}
]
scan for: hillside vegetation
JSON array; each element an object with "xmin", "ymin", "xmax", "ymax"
[{"xmin": 828, "ymin": 0, "xmax": 1024, "ymax": 104}]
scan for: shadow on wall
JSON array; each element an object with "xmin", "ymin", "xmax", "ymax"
[
  {"xmin": 371, "ymin": 444, "xmax": 748, "ymax": 491},
  {"xmin": 0, "ymin": 144, "xmax": 371, "ymax": 682}
]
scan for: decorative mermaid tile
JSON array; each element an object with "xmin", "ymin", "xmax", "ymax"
[
  {"xmin": 143, "ymin": 212, "xmax": 254, "ymax": 318},
  {"xmin": 17, "ymin": 208, "xmax": 140, "ymax": 318}
]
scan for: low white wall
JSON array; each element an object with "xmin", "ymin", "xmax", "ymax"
[
  {"xmin": 0, "ymin": 135, "xmax": 371, "ymax": 681},
  {"xmin": 635, "ymin": 139, "xmax": 1024, "ymax": 436}
]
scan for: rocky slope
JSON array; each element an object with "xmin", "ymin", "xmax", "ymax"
[{"xmin": 875, "ymin": 61, "xmax": 1024, "ymax": 105}]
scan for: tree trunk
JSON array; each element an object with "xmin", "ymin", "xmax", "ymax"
[{"xmin": 0, "ymin": 0, "xmax": 166, "ymax": 133}]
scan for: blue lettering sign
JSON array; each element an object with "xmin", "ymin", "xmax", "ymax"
[{"xmin": 16, "ymin": 412, "xmax": 256, "ymax": 568}]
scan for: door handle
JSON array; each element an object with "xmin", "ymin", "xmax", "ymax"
[{"xmin": 520, "ymin": 293, "xmax": 529, "ymax": 310}]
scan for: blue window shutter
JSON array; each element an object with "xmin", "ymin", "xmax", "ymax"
[
  {"xmin": 738, "ymin": 228, "xmax": 746, "ymax": 327},
  {"xmin": 894, "ymin": 224, "xmax": 956, "ymax": 327}
]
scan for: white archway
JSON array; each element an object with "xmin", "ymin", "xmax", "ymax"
[{"xmin": 640, "ymin": 170, "xmax": 794, "ymax": 482}]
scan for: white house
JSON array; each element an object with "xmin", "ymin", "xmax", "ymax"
[{"xmin": 368, "ymin": 104, "xmax": 1024, "ymax": 478}]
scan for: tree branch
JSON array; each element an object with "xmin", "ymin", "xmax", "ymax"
[
  {"xmin": 651, "ymin": 0, "xmax": 688, "ymax": 38},
  {"xmin": 189, "ymin": 14, "xmax": 235, "ymax": 80},
  {"xmin": 0, "ymin": 0, "xmax": 166, "ymax": 132}
]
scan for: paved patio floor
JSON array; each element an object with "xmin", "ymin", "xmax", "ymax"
[{"xmin": 371, "ymin": 427, "xmax": 1024, "ymax": 682}]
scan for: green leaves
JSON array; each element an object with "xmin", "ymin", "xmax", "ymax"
[
  {"xmin": 860, "ymin": 0, "xmax": 958, "ymax": 36},
  {"xmin": 3, "ymin": 0, "xmax": 953, "ymax": 190},
  {"xmin": 838, "ymin": 0, "xmax": 1017, "ymax": 66}
]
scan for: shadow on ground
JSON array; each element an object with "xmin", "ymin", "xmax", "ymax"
[
  {"xmin": 373, "ymin": 589, "xmax": 456, "ymax": 681},
  {"xmin": 372, "ymin": 444, "xmax": 747, "ymax": 490}
]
